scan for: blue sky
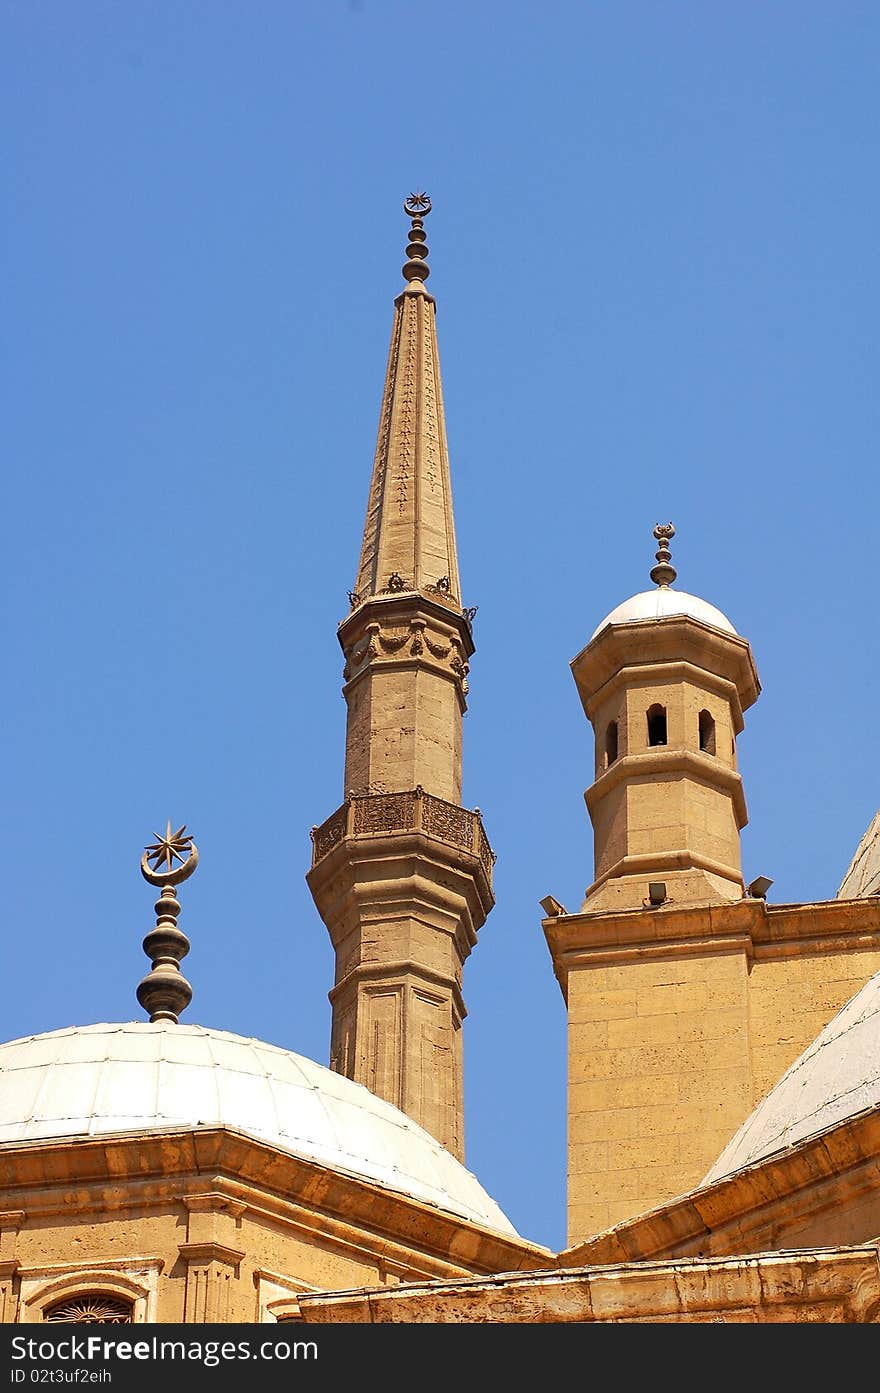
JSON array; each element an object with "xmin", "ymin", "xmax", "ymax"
[{"xmin": 3, "ymin": 2, "xmax": 878, "ymax": 1251}]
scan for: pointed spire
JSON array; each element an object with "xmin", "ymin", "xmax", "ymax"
[
  {"xmin": 137, "ymin": 821, "xmax": 197, "ymax": 1024},
  {"xmin": 351, "ymin": 195, "xmax": 462, "ymax": 609},
  {"xmin": 650, "ymin": 522, "xmax": 677, "ymax": 588}
]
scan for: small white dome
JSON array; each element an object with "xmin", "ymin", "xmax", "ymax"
[
  {"xmin": 590, "ymin": 586, "xmax": 738, "ymax": 642},
  {"xmin": 0, "ymin": 1022, "xmax": 516, "ymax": 1236}
]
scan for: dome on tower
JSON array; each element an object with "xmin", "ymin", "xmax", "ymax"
[
  {"xmin": 590, "ymin": 586, "xmax": 737, "ymax": 642},
  {"xmin": 0, "ymin": 1021, "xmax": 517, "ymax": 1237},
  {"xmin": 589, "ymin": 522, "xmax": 738, "ymax": 642}
]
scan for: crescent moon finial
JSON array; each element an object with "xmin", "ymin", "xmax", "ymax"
[
  {"xmin": 140, "ymin": 820, "xmax": 199, "ymax": 887},
  {"xmin": 402, "ymin": 192, "xmax": 432, "ymax": 284},
  {"xmin": 404, "ymin": 191, "xmax": 432, "ymax": 218},
  {"xmin": 137, "ymin": 820, "xmax": 197, "ymax": 1024}
]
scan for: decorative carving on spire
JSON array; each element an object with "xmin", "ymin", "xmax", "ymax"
[
  {"xmin": 137, "ymin": 821, "xmax": 197, "ymax": 1024},
  {"xmin": 352, "ymin": 195, "xmax": 462, "ymax": 606},
  {"xmin": 650, "ymin": 522, "xmax": 677, "ymax": 588},
  {"xmin": 402, "ymin": 192, "xmax": 431, "ymax": 283}
]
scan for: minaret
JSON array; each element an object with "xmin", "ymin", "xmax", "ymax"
[
  {"xmin": 546, "ymin": 525, "xmax": 765, "ymax": 1240},
  {"xmin": 570, "ymin": 524, "xmax": 760, "ymax": 912},
  {"xmin": 307, "ymin": 196, "xmax": 494, "ymax": 1160}
]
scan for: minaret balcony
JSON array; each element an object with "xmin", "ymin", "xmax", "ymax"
[{"xmin": 311, "ymin": 787, "xmax": 495, "ymax": 889}]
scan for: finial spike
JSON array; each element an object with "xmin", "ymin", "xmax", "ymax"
[
  {"xmin": 137, "ymin": 822, "xmax": 197, "ymax": 1023},
  {"xmin": 650, "ymin": 522, "xmax": 677, "ymax": 587},
  {"xmin": 402, "ymin": 192, "xmax": 431, "ymax": 284}
]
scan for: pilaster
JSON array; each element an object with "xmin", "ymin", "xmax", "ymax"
[
  {"xmin": 0, "ymin": 1213, "xmax": 24, "ymax": 1323},
  {"xmin": 179, "ymin": 1194, "xmax": 247, "ymax": 1323}
]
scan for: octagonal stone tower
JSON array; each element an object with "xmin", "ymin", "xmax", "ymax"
[
  {"xmin": 546, "ymin": 526, "xmax": 772, "ymax": 1242},
  {"xmin": 571, "ymin": 524, "xmax": 760, "ymax": 913},
  {"xmin": 307, "ymin": 198, "xmax": 493, "ymax": 1162}
]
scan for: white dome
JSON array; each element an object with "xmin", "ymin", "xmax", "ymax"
[
  {"xmin": 590, "ymin": 587, "xmax": 737, "ymax": 642},
  {"xmin": 838, "ymin": 809, "xmax": 880, "ymax": 900},
  {"xmin": 0, "ymin": 1022, "xmax": 516, "ymax": 1236},
  {"xmin": 702, "ymin": 970, "xmax": 880, "ymax": 1185}
]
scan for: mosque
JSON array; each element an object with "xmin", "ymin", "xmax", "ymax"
[{"xmin": 1, "ymin": 197, "xmax": 879, "ymax": 1324}]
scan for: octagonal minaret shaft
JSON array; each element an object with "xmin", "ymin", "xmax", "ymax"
[{"xmin": 307, "ymin": 197, "xmax": 493, "ymax": 1161}]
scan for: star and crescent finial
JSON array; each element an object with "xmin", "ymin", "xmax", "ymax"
[
  {"xmin": 137, "ymin": 821, "xmax": 197, "ymax": 1024},
  {"xmin": 404, "ymin": 191, "xmax": 432, "ymax": 217},
  {"xmin": 402, "ymin": 190, "xmax": 432, "ymax": 285},
  {"xmin": 141, "ymin": 820, "xmax": 199, "ymax": 886}
]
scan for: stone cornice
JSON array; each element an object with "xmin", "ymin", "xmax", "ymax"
[
  {"xmin": 329, "ymin": 958, "xmax": 467, "ymax": 1022},
  {"xmin": 544, "ymin": 895, "xmax": 880, "ymax": 1000},
  {"xmin": 177, "ymin": 1242, "xmax": 245, "ymax": 1267},
  {"xmin": 584, "ymin": 848, "xmax": 745, "ymax": 902},
  {"xmin": 571, "ymin": 615, "xmax": 760, "ymax": 715},
  {"xmin": 585, "ymin": 747, "xmax": 748, "ymax": 829},
  {"xmin": 339, "ymin": 592, "xmax": 474, "ymax": 658},
  {"xmin": 0, "ymin": 1127, "xmax": 549, "ymax": 1278},
  {"xmin": 752, "ymin": 896, "xmax": 880, "ymax": 958},
  {"xmin": 297, "ymin": 1245, "xmax": 880, "ymax": 1323},
  {"xmin": 182, "ymin": 1193, "xmax": 247, "ymax": 1219}
]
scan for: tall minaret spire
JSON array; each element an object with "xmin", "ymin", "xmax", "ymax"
[
  {"xmin": 307, "ymin": 198, "xmax": 494, "ymax": 1159},
  {"xmin": 352, "ymin": 194, "xmax": 462, "ymax": 612}
]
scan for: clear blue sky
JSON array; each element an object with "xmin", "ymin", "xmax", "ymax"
[{"xmin": 3, "ymin": 2, "xmax": 878, "ymax": 1252}]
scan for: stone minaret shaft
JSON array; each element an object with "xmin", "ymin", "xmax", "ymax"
[{"xmin": 307, "ymin": 197, "xmax": 493, "ymax": 1160}]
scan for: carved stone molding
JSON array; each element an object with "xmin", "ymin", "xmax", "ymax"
[
  {"xmin": 311, "ymin": 789, "xmax": 495, "ymax": 882},
  {"xmin": 343, "ymin": 616, "xmax": 469, "ymax": 692}
]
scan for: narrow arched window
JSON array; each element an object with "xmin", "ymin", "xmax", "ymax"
[
  {"xmin": 45, "ymin": 1295, "xmax": 133, "ymax": 1324},
  {"xmin": 605, "ymin": 720, "xmax": 618, "ymax": 768},
  {"xmin": 699, "ymin": 709, "xmax": 716, "ymax": 755},
  {"xmin": 647, "ymin": 704, "xmax": 667, "ymax": 746}
]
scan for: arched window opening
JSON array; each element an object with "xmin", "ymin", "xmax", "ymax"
[
  {"xmin": 45, "ymin": 1295, "xmax": 133, "ymax": 1324},
  {"xmin": 647, "ymin": 704, "xmax": 667, "ymax": 747},
  {"xmin": 698, "ymin": 709, "xmax": 716, "ymax": 755},
  {"xmin": 605, "ymin": 720, "xmax": 618, "ymax": 768}
]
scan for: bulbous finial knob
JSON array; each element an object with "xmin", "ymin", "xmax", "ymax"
[
  {"xmin": 136, "ymin": 821, "xmax": 197, "ymax": 1023},
  {"xmin": 650, "ymin": 522, "xmax": 677, "ymax": 587},
  {"xmin": 402, "ymin": 192, "xmax": 431, "ymax": 284}
]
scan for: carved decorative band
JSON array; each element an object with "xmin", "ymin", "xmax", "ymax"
[
  {"xmin": 310, "ymin": 791, "xmax": 495, "ymax": 883},
  {"xmin": 421, "ymin": 795, "xmax": 472, "ymax": 849},
  {"xmin": 476, "ymin": 820, "xmax": 496, "ymax": 879},
  {"xmin": 353, "ymin": 791, "xmax": 417, "ymax": 835},
  {"xmin": 311, "ymin": 805, "xmax": 347, "ymax": 861}
]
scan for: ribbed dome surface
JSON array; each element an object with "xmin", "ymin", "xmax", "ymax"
[{"xmin": 0, "ymin": 1022, "xmax": 516, "ymax": 1236}]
